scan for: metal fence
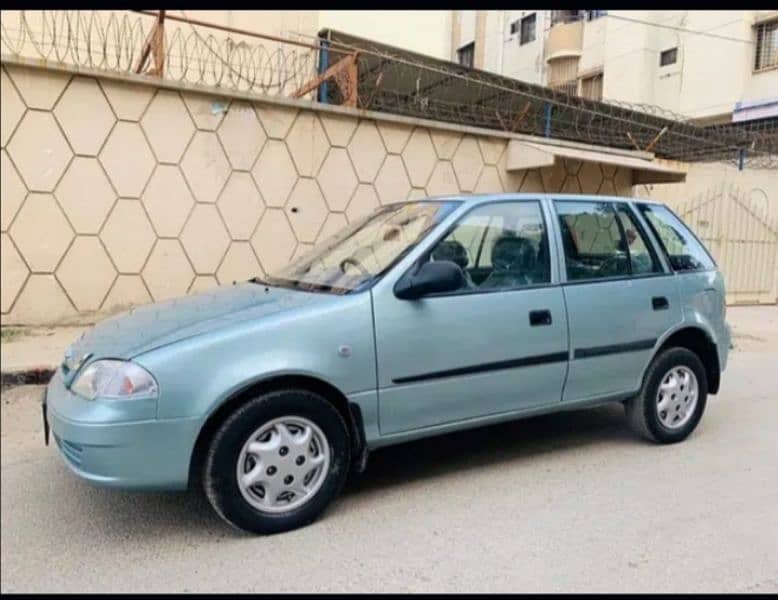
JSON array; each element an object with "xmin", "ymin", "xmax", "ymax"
[{"xmin": 2, "ymin": 10, "xmax": 776, "ymax": 169}]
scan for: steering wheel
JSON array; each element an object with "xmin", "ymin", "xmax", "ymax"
[{"xmin": 339, "ymin": 256, "xmax": 371, "ymax": 277}]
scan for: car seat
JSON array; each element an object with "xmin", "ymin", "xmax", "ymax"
[{"xmin": 479, "ymin": 235, "xmax": 536, "ymax": 289}]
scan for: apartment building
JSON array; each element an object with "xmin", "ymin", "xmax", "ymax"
[{"xmin": 451, "ymin": 10, "xmax": 778, "ymax": 124}]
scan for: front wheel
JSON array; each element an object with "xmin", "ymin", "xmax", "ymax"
[
  {"xmin": 203, "ymin": 389, "xmax": 350, "ymax": 534},
  {"xmin": 625, "ymin": 347, "xmax": 708, "ymax": 443}
]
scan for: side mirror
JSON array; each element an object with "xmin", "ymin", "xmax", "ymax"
[{"xmin": 394, "ymin": 260, "xmax": 465, "ymax": 300}]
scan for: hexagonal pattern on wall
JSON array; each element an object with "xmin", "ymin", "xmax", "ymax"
[
  {"xmin": 142, "ymin": 239, "xmax": 194, "ymax": 301},
  {"xmin": 99, "ymin": 79, "xmax": 154, "ymax": 121},
  {"xmin": 377, "ymin": 121, "xmax": 413, "ymax": 154},
  {"xmin": 1, "ymin": 234, "xmax": 28, "ymax": 312},
  {"xmin": 54, "ymin": 76, "xmax": 116, "ymax": 155},
  {"xmin": 55, "ymin": 157, "xmax": 116, "ymax": 234},
  {"xmin": 286, "ymin": 111, "xmax": 328, "ymax": 177},
  {"xmin": 99, "ymin": 121, "xmax": 155, "ymax": 197},
  {"xmin": 57, "ymin": 237, "xmax": 116, "ymax": 311},
  {"xmin": 217, "ymin": 101, "xmax": 267, "ymax": 171},
  {"xmin": 216, "ymin": 242, "xmax": 261, "ymax": 285},
  {"xmin": 7, "ymin": 111, "xmax": 72, "ymax": 192},
  {"xmin": 452, "ymin": 136, "xmax": 484, "ymax": 192},
  {"xmin": 1, "ymin": 150, "xmax": 26, "ymax": 231},
  {"xmin": 217, "ymin": 172, "xmax": 265, "ymax": 241},
  {"xmin": 100, "ymin": 199, "xmax": 155, "ymax": 273},
  {"xmin": 180, "ymin": 204, "xmax": 230, "ymax": 274},
  {"xmin": 348, "ymin": 121, "xmax": 386, "ymax": 183},
  {"xmin": 255, "ymin": 104, "xmax": 297, "ymax": 139},
  {"xmin": 285, "ymin": 178, "xmax": 328, "ymax": 244},
  {"xmin": 1, "ymin": 67, "xmax": 26, "ymax": 147},
  {"xmin": 141, "ymin": 165, "xmax": 195, "ymax": 237},
  {"xmin": 1, "ymin": 64, "xmax": 637, "ymax": 325},
  {"xmin": 9, "ymin": 193, "xmax": 73, "ymax": 272},
  {"xmin": 252, "ymin": 140, "xmax": 297, "ymax": 208},
  {"xmin": 5, "ymin": 65, "xmax": 70, "ymax": 110},
  {"xmin": 319, "ymin": 112, "xmax": 356, "ymax": 147},
  {"xmin": 141, "ymin": 89, "xmax": 195, "ymax": 164},
  {"xmin": 374, "ymin": 155, "xmax": 411, "ymax": 204},
  {"xmin": 180, "ymin": 131, "xmax": 231, "ymax": 203},
  {"xmin": 182, "ymin": 91, "xmax": 229, "ymax": 131},
  {"xmin": 402, "ymin": 129, "xmax": 437, "ymax": 188},
  {"xmin": 251, "ymin": 209, "xmax": 296, "ymax": 274},
  {"xmin": 426, "ymin": 161, "xmax": 460, "ymax": 196},
  {"xmin": 102, "ymin": 274, "xmax": 151, "ymax": 313},
  {"xmin": 317, "ymin": 148, "xmax": 358, "ymax": 211}
]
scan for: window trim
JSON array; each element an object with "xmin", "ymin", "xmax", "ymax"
[
  {"xmin": 519, "ymin": 13, "xmax": 537, "ymax": 46},
  {"xmin": 552, "ymin": 199, "xmax": 668, "ymax": 285},
  {"xmin": 659, "ymin": 47, "xmax": 678, "ymax": 67},
  {"xmin": 613, "ymin": 201, "xmax": 665, "ymax": 277},
  {"xmin": 457, "ymin": 42, "xmax": 475, "ymax": 68},
  {"xmin": 754, "ymin": 19, "xmax": 778, "ymax": 72},
  {"xmin": 395, "ymin": 198, "xmax": 557, "ymax": 299},
  {"xmin": 636, "ymin": 202, "xmax": 717, "ymax": 273}
]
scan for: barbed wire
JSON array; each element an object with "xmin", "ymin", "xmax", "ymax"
[
  {"xmin": 0, "ymin": 10, "xmax": 318, "ymax": 95},
  {"xmin": 1, "ymin": 10, "xmax": 775, "ymax": 169}
]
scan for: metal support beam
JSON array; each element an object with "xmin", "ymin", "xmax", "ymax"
[
  {"xmin": 135, "ymin": 10, "xmax": 166, "ymax": 77},
  {"xmin": 294, "ymin": 52, "xmax": 360, "ymax": 108},
  {"xmin": 544, "ymin": 102, "xmax": 553, "ymax": 138}
]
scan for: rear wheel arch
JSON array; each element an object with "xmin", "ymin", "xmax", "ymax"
[
  {"xmin": 188, "ymin": 374, "xmax": 366, "ymax": 488},
  {"xmin": 651, "ymin": 326, "xmax": 720, "ymax": 394}
]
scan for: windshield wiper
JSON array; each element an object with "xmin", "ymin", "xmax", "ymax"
[{"xmin": 248, "ymin": 276, "xmax": 271, "ymax": 286}]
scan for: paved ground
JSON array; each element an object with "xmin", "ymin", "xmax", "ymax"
[{"xmin": 2, "ymin": 307, "xmax": 777, "ymax": 592}]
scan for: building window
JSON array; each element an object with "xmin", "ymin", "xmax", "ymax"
[
  {"xmin": 754, "ymin": 20, "xmax": 778, "ymax": 71},
  {"xmin": 580, "ymin": 72, "xmax": 603, "ymax": 100},
  {"xmin": 510, "ymin": 20, "xmax": 519, "ymax": 35},
  {"xmin": 457, "ymin": 42, "xmax": 475, "ymax": 68},
  {"xmin": 660, "ymin": 47, "xmax": 678, "ymax": 67},
  {"xmin": 520, "ymin": 14, "xmax": 536, "ymax": 45}
]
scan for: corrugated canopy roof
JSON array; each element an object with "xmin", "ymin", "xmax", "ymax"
[{"xmin": 318, "ymin": 29, "xmax": 777, "ymax": 168}]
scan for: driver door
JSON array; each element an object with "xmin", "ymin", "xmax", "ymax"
[{"xmin": 372, "ymin": 200, "xmax": 570, "ymax": 435}]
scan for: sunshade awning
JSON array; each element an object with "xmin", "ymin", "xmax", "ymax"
[{"xmin": 505, "ymin": 139, "xmax": 688, "ymax": 184}]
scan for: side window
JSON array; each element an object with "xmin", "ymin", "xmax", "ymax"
[
  {"xmin": 614, "ymin": 204, "xmax": 662, "ymax": 275},
  {"xmin": 427, "ymin": 201, "xmax": 550, "ymax": 292},
  {"xmin": 555, "ymin": 200, "xmax": 630, "ymax": 280},
  {"xmin": 637, "ymin": 204, "xmax": 715, "ymax": 272}
]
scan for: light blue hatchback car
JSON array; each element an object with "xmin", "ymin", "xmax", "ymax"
[{"xmin": 44, "ymin": 194, "xmax": 731, "ymax": 534}]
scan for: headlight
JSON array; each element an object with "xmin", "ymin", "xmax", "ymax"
[{"xmin": 71, "ymin": 359, "xmax": 158, "ymax": 400}]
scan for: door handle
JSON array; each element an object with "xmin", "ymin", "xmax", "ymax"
[
  {"xmin": 652, "ymin": 296, "xmax": 669, "ymax": 310},
  {"xmin": 529, "ymin": 309, "xmax": 552, "ymax": 326}
]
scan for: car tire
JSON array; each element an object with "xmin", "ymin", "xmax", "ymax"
[
  {"xmin": 203, "ymin": 389, "xmax": 350, "ymax": 535},
  {"xmin": 625, "ymin": 347, "xmax": 708, "ymax": 444}
]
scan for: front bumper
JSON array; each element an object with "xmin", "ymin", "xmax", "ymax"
[{"xmin": 45, "ymin": 370, "xmax": 202, "ymax": 490}]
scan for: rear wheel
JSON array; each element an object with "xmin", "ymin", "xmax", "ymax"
[
  {"xmin": 203, "ymin": 389, "xmax": 350, "ymax": 534},
  {"xmin": 625, "ymin": 347, "xmax": 708, "ymax": 443}
]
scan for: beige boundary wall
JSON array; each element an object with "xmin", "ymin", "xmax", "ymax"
[{"xmin": 2, "ymin": 57, "xmax": 640, "ymax": 325}]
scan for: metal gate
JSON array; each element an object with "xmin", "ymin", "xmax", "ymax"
[{"xmin": 666, "ymin": 182, "xmax": 778, "ymax": 305}]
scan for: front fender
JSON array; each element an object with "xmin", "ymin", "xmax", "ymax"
[{"xmin": 135, "ymin": 292, "xmax": 377, "ymax": 421}]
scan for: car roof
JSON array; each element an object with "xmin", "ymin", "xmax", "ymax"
[{"xmin": 421, "ymin": 193, "xmax": 666, "ymax": 207}]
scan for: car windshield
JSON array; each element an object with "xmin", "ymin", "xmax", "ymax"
[{"xmin": 263, "ymin": 200, "xmax": 460, "ymax": 294}]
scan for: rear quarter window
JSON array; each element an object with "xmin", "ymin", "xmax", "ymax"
[{"xmin": 637, "ymin": 203, "xmax": 716, "ymax": 272}]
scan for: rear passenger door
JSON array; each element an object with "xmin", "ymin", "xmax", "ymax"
[{"xmin": 553, "ymin": 198, "xmax": 683, "ymax": 402}]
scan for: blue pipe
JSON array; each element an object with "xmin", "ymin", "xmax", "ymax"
[
  {"xmin": 544, "ymin": 102, "xmax": 552, "ymax": 138},
  {"xmin": 738, "ymin": 148, "xmax": 745, "ymax": 171},
  {"xmin": 317, "ymin": 39, "xmax": 330, "ymax": 104}
]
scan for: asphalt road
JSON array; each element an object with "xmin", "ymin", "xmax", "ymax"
[{"xmin": 2, "ymin": 345, "xmax": 777, "ymax": 592}]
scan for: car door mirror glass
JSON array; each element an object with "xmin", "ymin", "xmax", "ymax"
[{"xmin": 394, "ymin": 261, "xmax": 466, "ymax": 299}]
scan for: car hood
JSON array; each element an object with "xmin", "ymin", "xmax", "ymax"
[{"xmin": 64, "ymin": 283, "xmax": 338, "ymax": 365}]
